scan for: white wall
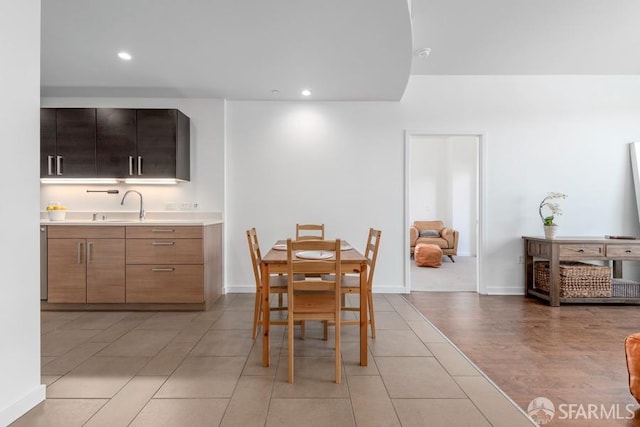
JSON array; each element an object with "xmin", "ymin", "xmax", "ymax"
[
  {"xmin": 226, "ymin": 102, "xmax": 406, "ymax": 292},
  {"xmin": 410, "ymin": 137, "xmax": 448, "ymax": 222},
  {"xmin": 409, "ymin": 135, "xmax": 477, "ymax": 255},
  {"xmin": 39, "ymin": 98, "xmax": 226, "ymax": 214},
  {"xmin": 226, "ymin": 75, "xmax": 640, "ymax": 294},
  {"xmin": 0, "ymin": 0, "xmax": 46, "ymax": 424}
]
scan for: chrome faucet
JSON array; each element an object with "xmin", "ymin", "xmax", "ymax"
[{"xmin": 120, "ymin": 190, "xmax": 145, "ymax": 220}]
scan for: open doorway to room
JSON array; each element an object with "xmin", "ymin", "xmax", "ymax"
[{"xmin": 404, "ymin": 133, "xmax": 483, "ymax": 292}]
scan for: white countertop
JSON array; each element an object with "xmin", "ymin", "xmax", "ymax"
[{"xmin": 40, "ymin": 211, "xmax": 223, "ymax": 226}]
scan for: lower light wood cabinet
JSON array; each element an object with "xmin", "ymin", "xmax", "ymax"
[
  {"xmin": 125, "ymin": 225, "xmax": 206, "ymax": 303},
  {"xmin": 47, "ymin": 226, "xmax": 125, "ymax": 303},
  {"xmin": 45, "ymin": 223, "xmax": 222, "ymax": 310}
]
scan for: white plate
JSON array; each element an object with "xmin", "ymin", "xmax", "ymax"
[
  {"xmin": 340, "ymin": 243, "xmax": 352, "ymax": 251},
  {"xmin": 296, "ymin": 250, "xmax": 334, "ymax": 260},
  {"xmin": 272, "ymin": 243, "xmax": 287, "ymax": 251}
]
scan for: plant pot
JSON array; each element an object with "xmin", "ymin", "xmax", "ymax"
[{"xmin": 544, "ymin": 225, "xmax": 558, "ymax": 239}]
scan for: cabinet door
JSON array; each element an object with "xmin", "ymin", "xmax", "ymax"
[
  {"xmin": 86, "ymin": 239, "xmax": 125, "ymax": 303},
  {"xmin": 56, "ymin": 109, "xmax": 97, "ymax": 177},
  {"xmin": 48, "ymin": 239, "xmax": 86, "ymax": 303},
  {"xmin": 40, "ymin": 108, "xmax": 57, "ymax": 177},
  {"xmin": 136, "ymin": 109, "xmax": 177, "ymax": 178},
  {"xmin": 96, "ymin": 108, "xmax": 136, "ymax": 178}
]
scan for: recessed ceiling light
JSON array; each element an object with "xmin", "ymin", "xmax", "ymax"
[
  {"xmin": 301, "ymin": 89, "xmax": 312, "ymax": 97},
  {"xmin": 118, "ymin": 51, "xmax": 132, "ymax": 60}
]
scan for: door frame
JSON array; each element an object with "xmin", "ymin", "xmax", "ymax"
[{"xmin": 403, "ymin": 131, "xmax": 487, "ymax": 293}]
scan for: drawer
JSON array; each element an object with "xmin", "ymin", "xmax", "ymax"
[
  {"xmin": 126, "ymin": 265, "xmax": 203, "ymax": 303},
  {"xmin": 528, "ymin": 241, "xmax": 551, "ymax": 258},
  {"xmin": 48, "ymin": 225, "xmax": 125, "ymax": 239},
  {"xmin": 126, "ymin": 226, "xmax": 202, "ymax": 239},
  {"xmin": 559, "ymin": 244, "xmax": 604, "ymax": 258},
  {"xmin": 606, "ymin": 245, "xmax": 640, "ymax": 258},
  {"xmin": 126, "ymin": 238, "xmax": 203, "ymax": 264}
]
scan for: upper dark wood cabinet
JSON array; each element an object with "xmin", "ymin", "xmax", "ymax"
[
  {"xmin": 40, "ymin": 109, "xmax": 56, "ymax": 176},
  {"xmin": 136, "ymin": 109, "xmax": 190, "ymax": 181},
  {"xmin": 41, "ymin": 108, "xmax": 190, "ymax": 181},
  {"xmin": 41, "ymin": 108, "xmax": 97, "ymax": 177},
  {"xmin": 96, "ymin": 108, "xmax": 136, "ymax": 178}
]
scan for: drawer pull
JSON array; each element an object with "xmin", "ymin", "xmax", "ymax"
[
  {"xmin": 578, "ymin": 249, "xmax": 585, "ymax": 253},
  {"xmin": 626, "ymin": 250, "xmax": 633, "ymax": 253},
  {"xmin": 152, "ymin": 229, "xmax": 175, "ymax": 233},
  {"xmin": 152, "ymin": 242, "xmax": 175, "ymax": 246},
  {"xmin": 152, "ymin": 268, "xmax": 175, "ymax": 272}
]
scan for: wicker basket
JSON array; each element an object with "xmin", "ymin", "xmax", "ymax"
[
  {"xmin": 612, "ymin": 279, "xmax": 640, "ymax": 298},
  {"xmin": 534, "ymin": 261, "xmax": 612, "ymax": 298}
]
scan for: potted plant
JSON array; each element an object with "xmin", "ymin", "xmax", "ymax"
[{"xmin": 539, "ymin": 192, "xmax": 567, "ymax": 239}]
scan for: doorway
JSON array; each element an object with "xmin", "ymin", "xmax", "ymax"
[{"xmin": 404, "ymin": 132, "xmax": 485, "ymax": 293}]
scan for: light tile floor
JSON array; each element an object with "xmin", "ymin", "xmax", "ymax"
[{"xmin": 13, "ymin": 294, "xmax": 535, "ymax": 427}]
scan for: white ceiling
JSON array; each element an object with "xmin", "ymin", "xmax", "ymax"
[
  {"xmin": 410, "ymin": 0, "xmax": 640, "ymax": 75},
  {"xmin": 41, "ymin": 0, "xmax": 639, "ymax": 102},
  {"xmin": 41, "ymin": 0, "xmax": 413, "ymax": 101}
]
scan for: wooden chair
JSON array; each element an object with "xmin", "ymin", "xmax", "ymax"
[
  {"xmin": 296, "ymin": 223, "xmax": 325, "ymax": 241},
  {"xmin": 247, "ymin": 228, "xmax": 288, "ymax": 339},
  {"xmin": 286, "ymin": 238, "xmax": 342, "ymax": 383},
  {"xmin": 339, "ymin": 228, "xmax": 381, "ymax": 338}
]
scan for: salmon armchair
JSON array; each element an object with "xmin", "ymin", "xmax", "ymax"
[{"xmin": 409, "ymin": 220, "xmax": 459, "ymax": 262}]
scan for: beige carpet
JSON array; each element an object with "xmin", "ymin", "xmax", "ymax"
[{"xmin": 410, "ymin": 255, "xmax": 477, "ymax": 292}]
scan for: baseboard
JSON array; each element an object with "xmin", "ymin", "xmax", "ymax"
[
  {"xmin": 225, "ymin": 284, "xmax": 408, "ymax": 294},
  {"xmin": 225, "ymin": 284, "xmax": 255, "ymax": 294},
  {"xmin": 0, "ymin": 384, "xmax": 45, "ymax": 426},
  {"xmin": 372, "ymin": 285, "xmax": 408, "ymax": 294},
  {"xmin": 485, "ymin": 286, "xmax": 525, "ymax": 295}
]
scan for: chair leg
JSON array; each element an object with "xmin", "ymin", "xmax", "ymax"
[
  {"xmin": 252, "ymin": 291, "xmax": 262, "ymax": 340},
  {"xmin": 300, "ymin": 321, "xmax": 306, "ymax": 340},
  {"xmin": 323, "ymin": 321, "xmax": 328, "ymax": 341},
  {"xmin": 278, "ymin": 293, "xmax": 284, "ymax": 307},
  {"xmin": 367, "ymin": 289, "xmax": 376, "ymax": 339},
  {"xmin": 335, "ymin": 317, "xmax": 341, "ymax": 384},
  {"xmin": 448, "ymin": 255, "xmax": 455, "ymax": 263},
  {"xmin": 288, "ymin": 315, "xmax": 294, "ymax": 383}
]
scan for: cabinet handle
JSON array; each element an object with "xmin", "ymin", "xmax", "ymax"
[
  {"xmin": 87, "ymin": 242, "xmax": 93, "ymax": 263},
  {"xmin": 578, "ymin": 249, "xmax": 584, "ymax": 253},
  {"xmin": 152, "ymin": 242, "xmax": 175, "ymax": 246},
  {"xmin": 56, "ymin": 156, "xmax": 63, "ymax": 175},
  {"xmin": 47, "ymin": 155, "xmax": 54, "ymax": 175},
  {"xmin": 152, "ymin": 229, "xmax": 175, "ymax": 233},
  {"xmin": 626, "ymin": 249, "xmax": 632, "ymax": 253},
  {"xmin": 137, "ymin": 156, "xmax": 143, "ymax": 175},
  {"xmin": 77, "ymin": 242, "xmax": 83, "ymax": 264},
  {"xmin": 152, "ymin": 268, "xmax": 175, "ymax": 272},
  {"xmin": 129, "ymin": 156, "xmax": 134, "ymax": 175}
]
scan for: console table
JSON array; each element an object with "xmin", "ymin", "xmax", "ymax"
[{"xmin": 523, "ymin": 236, "xmax": 640, "ymax": 306}]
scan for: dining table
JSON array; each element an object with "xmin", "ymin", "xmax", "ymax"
[{"xmin": 260, "ymin": 240, "xmax": 369, "ymax": 367}]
